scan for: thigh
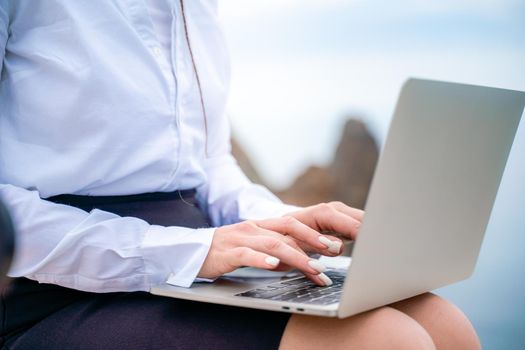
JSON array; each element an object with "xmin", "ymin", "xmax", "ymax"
[
  {"xmin": 280, "ymin": 306, "xmax": 435, "ymax": 350},
  {"xmin": 6, "ymin": 293, "xmax": 291, "ymax": 350}
]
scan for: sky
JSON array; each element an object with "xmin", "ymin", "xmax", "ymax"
[
  {"xmin": 218, "ymin": 0, "xmax": 525, "ymax": 189},
  {"xmin": 218, "ymin": 1, "xmax": 525, "ymax": 348}
]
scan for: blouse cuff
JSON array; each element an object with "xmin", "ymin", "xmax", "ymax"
[{"xmin": 140, "ymin": 225, "xmax": 216, "ymax": 288}]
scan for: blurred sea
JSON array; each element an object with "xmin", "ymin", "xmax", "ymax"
[{"xmin": 220, "ymin": 1, "xmax": 525, "ymax": 348}]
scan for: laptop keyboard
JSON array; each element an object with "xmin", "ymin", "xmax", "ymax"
[{"xmin": 235, "ymin": 269, "xmax": 346, "ymax": 305}]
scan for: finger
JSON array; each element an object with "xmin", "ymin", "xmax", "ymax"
[
  {"xmin": 255, "ymin": 216, "xmax": 343, "ymax": 255},
  {"xmin": 317, "ymin": 235, "xmax": 344, "ymax": 255},
  {"xmin": 258, "ymin": 224, "xmax": 342, "ymax": 257},
  {"xmin": 314, "ymin": 204, "xmax": 361, "ymax": 239},
  {"xmin": 231, "ymin": 223, "xmax": 305, "ymax": 253},
  {"xmin": 228, "ymin": 247, "xmax": 283, "ymax": 271},
  {"xmin": 280, "ymin": 234, "xmax": 341, "ymax": 257},
  {"xmin": 227, "ymin": 247, "xmax": 333, "ymax": 286},
  {"xmin": 304, "ymin": 271, "xmax": 333, "ymax": 286},
  {"xmin": 329, "ymin": 201, "xmax": 365, "ymax": 222},
  {"xmin": 232, "ymin": 222, "xmax": 328, "ymax": 256},
  {"xmin": 241, "ymin": 234, "xmax": 327, "ymax": 276}
]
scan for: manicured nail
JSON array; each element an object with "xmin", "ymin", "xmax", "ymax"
[
  {"xmin": 318, "ymin": 236, "xmax": 332, "ymax": 248},
  {"xmin": 318, "ymin": 273, "xmax": 333, "ymax": 286},
  {"xmin": 318, "ymin": 236, "xmax": 342, "ymax": 254},
  {"xmin": 308, "ymin": 259, "xmax": 327, "ymax": 273},
  {"xmin": 328, "ymin": 240, "xmax": 342, "ymax": 254},
  {"xmin": 265, "ymin": 256, "xmax": 280, "ymax": 267}
]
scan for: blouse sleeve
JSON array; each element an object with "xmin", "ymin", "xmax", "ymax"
[
  {"xmin": 0, "ymin": 184, "xmax": 215, "ymax": 292},
  {"xmin": 196, "ymin": 114, "xmax": 300, "ymax": 227}
]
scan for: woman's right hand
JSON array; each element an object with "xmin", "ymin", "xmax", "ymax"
[{"xmin": 197, "ymin": 216, "xmax": 345, "ymax": 286}]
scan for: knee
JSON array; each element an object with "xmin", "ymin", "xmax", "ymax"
[
  {"xmin": 360, "ymin": 307, "xmax": 436, "ymax": 350},
  {"xmin": 393, "ymin": 293, "xmax": 481, "ymax": 350},
  {"xmin": 426, "ymin": 294, "xmax": 481, "ymax": 350},
  {"xmin": 280, "ymin": 307, "xmax": 435, "ymax": 350}
]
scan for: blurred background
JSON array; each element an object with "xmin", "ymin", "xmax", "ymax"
[{"xmin": 219, "ymin": 0, "xmax": 525, "ymax": 348}]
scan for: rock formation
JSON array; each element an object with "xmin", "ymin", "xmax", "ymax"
[
  {"xmin": 276, "ymin": 119, "xmax": 379, "ymax": 209},
  {"xmin": 231, "ymin": 118, "xmax": 379, "ymax": 210}
]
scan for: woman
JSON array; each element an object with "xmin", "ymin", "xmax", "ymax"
[{"xmin": 0, "ymin": 1, "xmax": 480, "ymax": 349}]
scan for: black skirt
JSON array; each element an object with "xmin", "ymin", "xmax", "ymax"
[{"xmin": 0, "ymin": 190, "xmax": 291, "ymax": 350}]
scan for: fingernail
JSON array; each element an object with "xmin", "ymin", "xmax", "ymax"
[
  {"xmin": 319, "ymin": 236, "xmax": 342, "ymax": 254},
  {"xmin": 318, "ymin": 273, "xmax": 333, "ymax": 286},
  {"xmin": 308, "ymin": 259, "xmax": 327, "ymax": 273},
  {"xmin": 328, "ymin": 241, "xmax": 342, "ymax": 254},
  {"xmin": 265, "ymin": 256, "xmax": 280, "ymax": 267},
  {"xmin": 318, "ymin": 236, "xmax": 332, "ymax": 248}
]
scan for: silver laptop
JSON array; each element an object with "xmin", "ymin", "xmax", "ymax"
[{"xmin": 151, "ymin": 78, "xmax": 525, "ymax": 318}]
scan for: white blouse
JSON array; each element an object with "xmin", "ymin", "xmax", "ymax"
[{"xmin": 0, "ymin": 0, "xmax": 296, "ymax": 292}]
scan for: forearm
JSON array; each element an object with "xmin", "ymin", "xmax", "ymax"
[{"xmin": 1, "ymin": 184, "xmax": 214, "ymax": 292}]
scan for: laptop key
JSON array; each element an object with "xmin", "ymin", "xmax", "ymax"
[
  {"xmin": 271, "ymin": 292, "xmax": 301, "ymax": 301},
  {"xmin": 257, "ymin": 285, "xmax": 284, "ymax": 291},
  {"xmin": 280, "ymin": 278, "xmax": 309, "ymax": 286},
  {"xmin": 239, "ymin": 288, "xmax": 284, "ymax": 299},
  {"xmin": 235, "ymin": 269, "xmax": 347, "ymax": 304}
]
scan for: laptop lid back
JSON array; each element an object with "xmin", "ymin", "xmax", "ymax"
[{"xmin": 338, "ymin": 79, "xmax": 525, "ymax": 318}]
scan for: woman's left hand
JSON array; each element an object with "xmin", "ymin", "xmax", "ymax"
[{"xmin": 283, "ymin": 201, "xmax": 364, "ymax": 253}]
